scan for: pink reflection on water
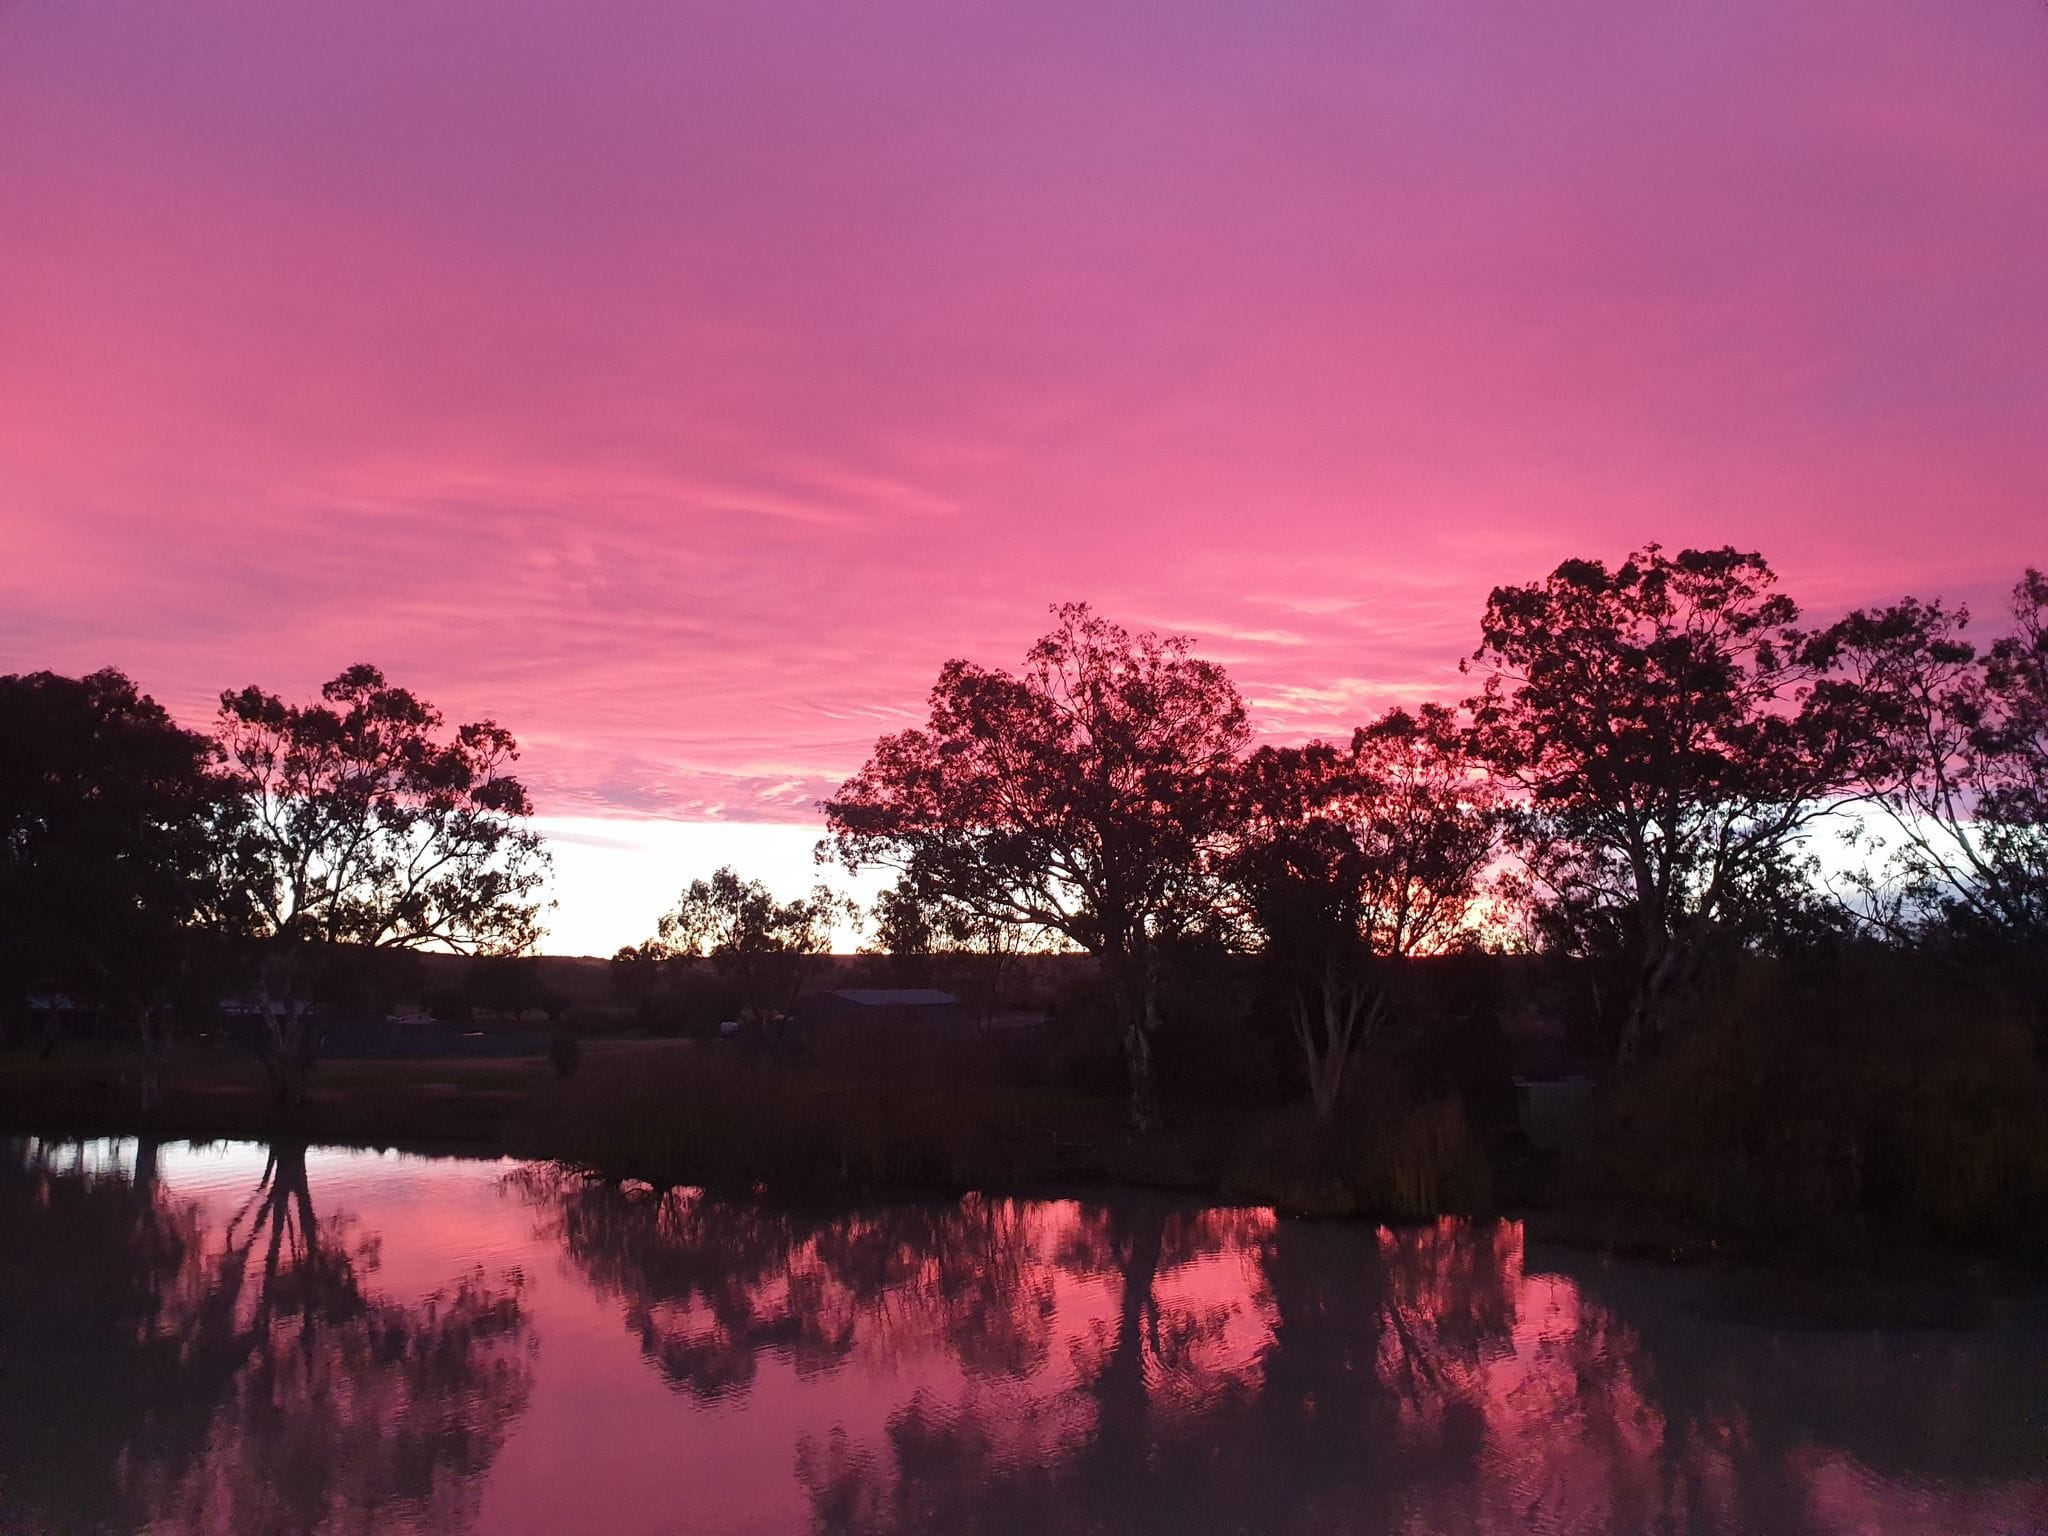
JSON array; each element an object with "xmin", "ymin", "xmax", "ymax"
[{"xmin": 2, "ymin": 1142, "xmax": 2044, "ymax": 1536}]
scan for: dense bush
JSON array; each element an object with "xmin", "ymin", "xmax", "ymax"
[
  {"xmin": 556, "ymin": 1003, "xmax": 621, "ymax": 1036},
  {"xmin": 1155, "ymin": 999, "xmax": 1281, "ymax": 1106},
  {"xmin": 1560, "ymin": 957, "xmax": 2048, "ymax": 1252},
  {"xmin": 1039, "ymin": 976, "xmax": 1128, "ymax": 1095},
  {"xmin": 521, "ymin": 1030, "xmax": 1021, "ymax": 1195},
  {"xmin": 1224, "ymin": 1092, "xmax": 1491, "ymax": 1220}
]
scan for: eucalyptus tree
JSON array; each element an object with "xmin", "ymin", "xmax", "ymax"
[
  {"xmin": 1822, "ymin": 571, "xmax": 2048, "ymax": 977},
  {"xmin": 1465, "ymin": 546, "xmax": 1865, "ymax": 1065},
  {"xmin": 215, "ymin": 664, "xmax": 548, "ymax": 1104},
  {"xmin": 825, "ymin": 603, "xmax": 1249, "ymax": 1128},
  {"xmin": 1228, "ymin": 704, "xmax": 1505, "ymax": 1119},
  {"xmin": 865, "ymin": 866, "xmax": 1027, "ymax": 1026},
  {"xmin": 639, "ymin": 865, "xmax": 854, "ymax": 1051}
]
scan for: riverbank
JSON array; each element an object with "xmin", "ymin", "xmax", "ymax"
[
  {"xmin": 0, "ymin": 1039, "xmax": 1267, "ymax": 1196},
  {"xmin": 6, "ymin": 1037, "xmax": 2045, "ymax": 1281},
  {"xmin": 0, "ymin": 1034, "xmax": 1510, "ymax": 1224}
]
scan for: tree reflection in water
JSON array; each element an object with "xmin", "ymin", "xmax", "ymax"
[
  {"xmin": 517, "ymin": 1170, "xmax": 1071, "ymax": 1401},
  {"xmin": 8, "ymin": 1151, "xmax": 2037, "ymax": 1536},
  {"xmin": 520, "ymin": 1171, "xmax": 2048, "ymax": 1536},
  {"xmin": 0, "ymin": 1139, "xmax": 533, "ymax": 1536}
]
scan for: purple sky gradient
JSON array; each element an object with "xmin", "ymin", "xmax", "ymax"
[{"xmin": 3, "ymin": 1, "xmax": 2044, "ymax": 948}]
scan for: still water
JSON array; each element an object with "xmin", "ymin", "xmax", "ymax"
[{"xmin": 1, "ymin": 1140, "xmax": 2044, "ymax": 1536}]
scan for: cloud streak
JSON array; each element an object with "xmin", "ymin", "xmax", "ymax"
[{"xmin": 3, "ymin": 0, "xmax": 2044, "ymax": 848}]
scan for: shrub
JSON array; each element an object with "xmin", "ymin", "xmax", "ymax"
[
  {"xmin": 1224, "ymin": 1093, "xmax": 1491, "ymax": 1220},
  {"xmin": 519, "ymin": 1033, "xmax": 1020, "ymax": 1195},
  {"xmin": 1560, "ymin": 960, "xmax": 2048, "ymax": 1252},
  {"xmin": 548, "ymin": 1031, "xmax": 583, "ymax": 1079}
]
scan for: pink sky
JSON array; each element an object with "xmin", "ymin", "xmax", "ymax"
[{"xmin": 3, "ymin": 1, "xmax": 2045, "ymax": 951}]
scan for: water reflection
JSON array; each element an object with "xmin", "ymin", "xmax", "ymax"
[
  {"xmin": 0, "ymin": 1139, "xmax": 533, "ymax": 1536},
  {"xmin": 518, "ymin": 1174, "xmax": 2048, "ymax": 1536},
  {"xmin": 2, "ymin": 1143, "xmax": 2044, "ymax": 1536}
]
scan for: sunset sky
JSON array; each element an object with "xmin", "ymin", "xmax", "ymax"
[{"xmin": 3, "ymin": 1, "xmax": 2045, "ymax": 954}]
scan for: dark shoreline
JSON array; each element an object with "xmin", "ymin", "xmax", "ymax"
[
  {"xmin": 10, "ymin": 1121, "xmax": 2033, "ymax": 1335},
  {"xmin": 7, "ymin": 1042, "xmax": 2043, "ymax": 1309}
]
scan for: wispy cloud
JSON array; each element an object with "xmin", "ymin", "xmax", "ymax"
[{"xmin": 3, "ymin": 0, "xmax": 2044, "ymax": 842}]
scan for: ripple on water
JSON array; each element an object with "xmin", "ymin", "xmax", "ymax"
[{"xmin": 2, "ymin": 1140, "xmax": 2044, "ymax": 1536}]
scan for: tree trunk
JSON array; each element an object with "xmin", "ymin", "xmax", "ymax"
[
  {"xmin": 276, "ymin": 1047, "xmax": 314, "ymax": 1109},
  {"xmin": 970, "ymin": 946, "xmax": 1012, "ymax": 1036},
  {"xmin": 1109, "ymin": 948, "xmax": 1163, "ymax": 1131},
  {"xmin": 133, "ymin": 1135, "xmax": 160, "ymax": 1197},
  {"xmin": 1307, "ymin": 1052, "xmax": 1343, "ymax": 1122},
  {"xmin": 1293, "ymin": 958, "xmax": 1384, "ymax": 1123},
  {"xmin": 138, "ymin": 1005, "xmax": 170, "ymax": 1115},
  {"xmin": 261, "ymin": 995, "xmax": 317, "ymax": 1109},
  {"xmin": 1122, "ymin": 1015, "xmax": 1159, "ymax": 1132},
  {"xmin": 1312, "ymin": 1015, "xmax": 1353, "ymax": 1122},
  {"xmin": 1617, "ymin": 920, "xmax": 1715, "ymax": 1069}
]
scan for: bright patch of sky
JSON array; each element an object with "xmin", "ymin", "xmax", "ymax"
[{"xmin": 532, "ymin": 816, "xmax": 888, "ymax": 957}]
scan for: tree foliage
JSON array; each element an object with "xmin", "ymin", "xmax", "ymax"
[
  {"xmin": 1825, "ymin": 570, "xmax": 2048, "ymax": 966},
  {"xmin": 642, "ymin": 866, "xmax": 853, "ymax": 1050},
  {"xmin": 825, "ymin": 603, "xmax": 1249, "ymax": 1126},
  {"xmin": 0, "ymin": 669, "xmax": 245, "ymax": 1095},
  {"xmin": 216, "ymin": 664, "xmax": 548, "ymax": 1101},
  {"xmin": 1227, "ymin": 704, "xmax": 1505, "ymax": 1117},
  {"xmin": 1465, "ymin": 546, "xmax": 1864, "ymax": 1062},
  {"xmin": 864, "ymin": 870, "xmax": 1028, "ymax": 1022}
]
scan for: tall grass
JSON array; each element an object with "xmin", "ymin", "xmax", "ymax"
[
  {"xmin": 1561, "ymin": 959, "xmax": 2048, "ymax": 1254},
  {"xmin": 518, "ymin": 1028, "xmax": 1024, "ymax": 1195},
  {"xmin": 1223, "ymin": 1093, "xmax": 1491, "ymax": 1220}
]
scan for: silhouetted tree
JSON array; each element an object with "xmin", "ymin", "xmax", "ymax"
[
  {"xmin": 1229, "ymin": 705, "xmax": 1506, "ymax": 1118},
  {"xmin": 465, "ymin": 953, "xmax": 547, "ymax": 1019},
  {"xmin": 637, "ymin": 866, "xmax": 853, "ymax": 1051},
  {"xmin": 863, "ymin": 878, "xmax": 940, "ymax": 986},
  {"xmin": 1465, "ymin": 547, "xmax": 1863, "ymax": 1065},
  {"xmin": 215, "ymin": 665, "xmax": 549, "ymax": 1104},
  {"xmin": 608, "ymin": 940, "xmax": 666, "ymax": 1022},
  {"xmin": 0, "ymin": 669, "xmax": 247, "ymax": 1103},
  {"xmin": 865, "ymin": 870, "xmax": 1026, "ymax": 1026},
  {"xmin": 826, "ymin": 604, "xmax": 1250, "ymax": 1127},
  {"xmin": 1824, "ymin": 571, "xmax": 2048, "ymax": 987}
]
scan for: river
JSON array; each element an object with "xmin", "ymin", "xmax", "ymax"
[{"xmin": 1, "ymin": 1138, "xmax": 2043, "ymax": 1535}]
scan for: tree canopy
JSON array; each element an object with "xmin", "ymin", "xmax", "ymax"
[
  {"xmin": 825, "ymin": 603, "xmax": 1250, "ymax": 1125},
  {"xmin": 641, "ymin": 866, "xmax": 852, "ymax": 1049},
  {"xmin": 1824, "ymin": 569, "xmax": 2048, "ymax": 962},
  {"xmin": 216, "ymin": 664, "xmax": 549, "ymax": 1101},
  {"xmin": 0, "ymin": 669, "xmax": 245, "ymax": 1095},
  {"xmin": 1226, "ymin": 705, "xmax": 1505, "ymax": 1117},
  {"xmin": 1465, "ymin": 545, "xmax": 1864, "ymax": 1061}
]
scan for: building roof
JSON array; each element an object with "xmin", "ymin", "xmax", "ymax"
[{"xmin": 830, "ymin": 988, "xmax": 960, "ymax": 1008}]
